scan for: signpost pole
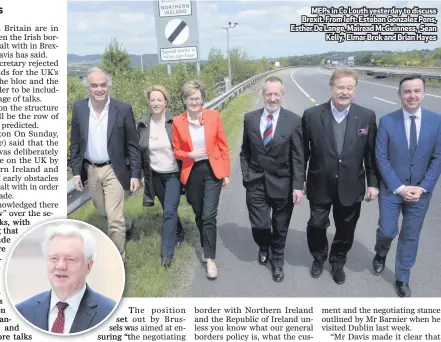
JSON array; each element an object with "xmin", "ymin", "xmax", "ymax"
[
  {"xmin": 167, "ymin": 64, "xmax": 172, "ymax": 75},
  {"xmin": 196, "ymin": 61, "xmax": 200, "ymax": 76}
]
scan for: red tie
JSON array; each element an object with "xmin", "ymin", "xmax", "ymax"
[{"xmin": 51, "ymin": 302, "xmax": 69, "ymax": 334}]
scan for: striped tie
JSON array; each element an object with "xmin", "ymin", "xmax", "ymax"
[{"xmin": 263, "ymin": 114, "xmax": 273, "ymax": 146}]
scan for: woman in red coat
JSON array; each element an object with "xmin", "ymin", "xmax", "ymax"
[{"xmin": 172, "ymin": 80, "xmax": 231, "ymax": 280}]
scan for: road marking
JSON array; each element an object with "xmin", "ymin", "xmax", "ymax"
[
  {"xmin": 317, "ymin": 67, "xmax": 441, "ymax": 99},
  {"xmin": 290, "ymin": 70, "xmax": 310, "ymax": 97},
  {"xmin": 373, "ymin": 96, "xmax": 397, "ymax": 104},
  {"xmin": 290, "ymin": 69, "xmax": 318, "ymax": 104}
]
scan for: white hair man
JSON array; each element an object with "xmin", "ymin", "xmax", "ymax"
[
  {"xmin": 70, "ymin": 67, "xmax": 142, "ymax": 260},
  {"xmin": 16, "ymin": 224, "xmax": 116, "ymax": 334}
]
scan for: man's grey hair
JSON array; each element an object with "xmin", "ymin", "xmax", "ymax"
[
  {"xmin": 261, "ymin": 76, "xmax": 285, "ymax": 95},
  {"xmin": 83, "ymin": 67, "xmax": 113, "ymax": 88},
  {"xmin": 41, "ymin": 223, "xmax": 98, "ymax": 264}
]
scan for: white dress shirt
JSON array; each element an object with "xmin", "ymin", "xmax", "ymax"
[
  {"xmin": 48, "ymin": 284, "xmax": 87, "ymax": 334},
  {"xmin": 260, "ymin": 107, "xmax": 280, "ymax": 138},
  {"xmin": 187, "ymin": 113, "xmax": 208, "ymax": 162},
  {"xmin": 393, "ymin": 107, "xmax": 425, "ymax": 194},
  {"xmin": 330, "ymin": 101, "xmax": 350, "ymax": 123},
  {"xmin": 85, "ymin": 98, "xmax": 110, "ymax": 163}
]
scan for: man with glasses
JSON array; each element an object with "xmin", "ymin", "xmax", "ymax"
[
  {"xmin": 240, "ymin": 76, "xmax": 305, "ymax": 282},
  {"xmin": 70, "ymin": 67, "xmax": 141, "ymax": 261},
  {"xmin": 302, "ymin": 68, "xmax": 380, "ymax": 285}
]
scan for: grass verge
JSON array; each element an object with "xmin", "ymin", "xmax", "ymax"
[
  {"xmin": 68, "ymin": 93, "xmax": 253, "ymax": 297},
  {"xmin": 385, "ymin": 76, "xmax": 441, "ymax": 89}
]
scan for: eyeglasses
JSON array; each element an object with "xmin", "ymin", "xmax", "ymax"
[{"xmin": 186, "ymin": 97, "xmax": 202, "ymax": 103}]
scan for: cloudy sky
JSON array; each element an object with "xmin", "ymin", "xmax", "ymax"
[{"xmin": 68, "ymin": 0, "xmax": 440, "ymax": 58}]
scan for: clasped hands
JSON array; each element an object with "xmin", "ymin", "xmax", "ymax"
[
  {"xmin": 399, "ymin": 186, "xmax": 423, "ymax": 202},
  {"xmin": 188, "ymin": 148, "xmax": 230, "ymax": 189}
]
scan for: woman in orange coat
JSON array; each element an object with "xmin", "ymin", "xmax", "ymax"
[{"xmin": 172, "ymin": 80, "xmax": 230, "ymax": 280}]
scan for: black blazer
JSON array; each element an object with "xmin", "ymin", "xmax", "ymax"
[
  {"xmin": 302, "ymin": 100, "xmax": 380, "ymax": 206},
  {"xmin": 137, "ymin": 111, "xmax": 182, "ymax": 207},
  {"xmin": 240, "ymin": 107, "xmax": 305, "ymax": 199},
  {"xmin": 70, "ymin": 97, "xmax": 142, "ymax": 191}
]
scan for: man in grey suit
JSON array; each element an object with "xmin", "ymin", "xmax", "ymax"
[{"xmin": 70, "ymin": 67, "xmax": 141, "ymax": 260}]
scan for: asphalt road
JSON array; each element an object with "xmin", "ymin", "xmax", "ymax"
[{"xmin": 183, "ymin": 67, "xmax": 441, "ymax": 297}]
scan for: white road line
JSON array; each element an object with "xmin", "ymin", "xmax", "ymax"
[
  {"xmin": 373, "ymin": 96, "xmax": 397, "ymax": 104},
  {"xmin": 290, "ymin": 69, "xmax": 310, "ymax": 98},
  {"xmin": 316, "ymin": 67, "xmax": 441, "ymax": 99}
]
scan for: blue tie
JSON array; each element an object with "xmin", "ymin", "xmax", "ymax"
[
  {"xmin": 263, "ymin": 114, "xmax": 273, "ymax": 146},
  {"xmin": 409, "ymin": 115, "xmax": 417, "ymax": 157}
]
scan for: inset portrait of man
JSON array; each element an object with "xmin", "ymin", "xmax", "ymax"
[{"xmin": 5, "ymin": 219, "xmax": 124, "ymax": 335}]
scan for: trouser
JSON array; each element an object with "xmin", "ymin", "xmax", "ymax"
[
  {"xmin": 152, "ymin": 170, "xmax": 183, "ymax": 258},
  {"xmin": 87, "ymin": 164, "xmax": 131, "ymax": 260},
  {"xmin": 246, "ymin": 182, "xmax": 294, "ymax": 269},
  {"xmin": 306, "ymin": 199, "xmax": 361, "ymax": 269},
  {"xmin": 185, "ymin": 160, "xmax": 222, "ymax": 260},
  {"xmin": 375, "ymin": 193, "xmax": 431, "ymax": 282}
]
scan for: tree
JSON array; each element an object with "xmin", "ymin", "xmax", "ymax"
[{"xmin": 99, "ymin": 38, "xmax": 132, "ymax": 75}]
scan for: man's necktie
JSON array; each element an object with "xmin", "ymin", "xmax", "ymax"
[
  {"xmin": 263, "ymin": 114, "xmax": 273, "ymax": 146},
  {"xmin": 409, "ymin": 115, "xmax": 417, "ymax": 157},
  {"xmin": 51, "ymin": 302, "xmax": 69, "ymax": 334}
]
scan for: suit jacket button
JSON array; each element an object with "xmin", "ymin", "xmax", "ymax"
[
  {"xmin": 339, "ymin": 159, "xmax": 342, "ymax": 163},
  {"xmin": 405, "ymin": 178, "xmax": 409, "ymax": 181},
  {"xmin": 335, "ymin": 175, "xmax": 338, "ymax": 178}
]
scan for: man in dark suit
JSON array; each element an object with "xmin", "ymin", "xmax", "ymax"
[
  {"xmin": 70, "ymin": 67, "xmax": 141, "ymax": 260},
  {"xmin": 16, "ymin": 225, "xmax": 117, "ymax": 334},
  {"xmin": 302, "ymin": 68, "xmax": 380, "ymax": 284},
  {"xmin": 240, "ymin": 76, "xmax": 305, "ymax": 282},
  {"xmin": 373, "ymin": 74, "xmax": 441, "ymax": 297}
]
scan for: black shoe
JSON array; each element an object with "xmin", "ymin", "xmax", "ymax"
[
  {"xmin": 331, "ymin": 267, "xmax": 346, "ymax": 284},
  {"xmin": 126, "ymin": 222, "xmax": 134, "ymax": 240},
  {"xmin": 395, "ymin": 281, "xmax": 411, "ymax": 297},
  {"xmin": 272, "ymin": 267, "xmax": 284, "ymax": 282},
  {"xmin": 373, "ymin": 254, "xmax": 386, "ymax": 274},
  {"xmin": 310, "ymin": 259, "xmax": 324, "ymax": 278},
  {"xmin": 161, "ymin": 256, "xmax": 172, "ymax": 268},
  {"xmin": 258, "ymin": 248, "xmax": 269, "ymax": 265}
]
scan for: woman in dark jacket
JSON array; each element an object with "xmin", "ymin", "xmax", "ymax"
[{"xmin": 138, "ymin": 85, "xmax": 185, "ymax": 267}]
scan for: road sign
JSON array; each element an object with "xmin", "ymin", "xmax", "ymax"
[
  {"xmin": 161, "ymin": 47, "xmax": 198, "ymax": 61},
  {"xmin": 159, "ymin": 0, "xmax": 191, "ymax": 17},
  {"xmin": 153, "ymin": 0, "xmax": 200, "ymax": 64},
  {"xmin": 165, "ymin": 19, "xmax": 189, "ymax": 45}
]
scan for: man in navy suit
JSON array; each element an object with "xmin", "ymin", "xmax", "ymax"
[
  {"xmin": 374, "ymin": 74, "xmax": 441, "ymax": 297},
  {"xmin": 16, "ymin": 224, "xmax": 117, "ymax": 334}
]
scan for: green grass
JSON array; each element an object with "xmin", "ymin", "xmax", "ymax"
[{"xmin": 68, "ymin": 92, "xmax": 253, "ymax": 297}]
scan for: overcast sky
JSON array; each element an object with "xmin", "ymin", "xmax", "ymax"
[{"xmin": 68, "ymin": 0, "xmax": 441, "ymax": 58}]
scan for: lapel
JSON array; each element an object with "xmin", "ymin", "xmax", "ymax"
[
  {"xmin": 340, "ymin": 106, "xmax": 359, "ymax": 157},
  {"xmin": 396, "ymin": 110, "xmax": 411, "ymax": 161},
  {"xmin": 70, "ymin": 285, "xmax": 98, "ymax": 333},
  {"xmin": 107, "ymin": 98, "xmax": 117, "ymax": 142},
  {"xmin": 180, "ymin": 113, "xmax": 194, "ymax": 151},
  {"xmin": 138, "ymin": 115, "xmax": 151, "ymax": 144},
  {"xmin": 253, "ymin": 108, "xmax": 265, "ymax": 150},
  {"xmin": 79, "ymin": 100, "xmax": 90, "ymax": 143},
  {"xmin": 413, "ymin": 108, "xmax": 429, "ymax": 160},
  {"xmin": 164, "ymin": 111, "xmax": 173, "ymax": 144},
  {"xmin": 320, "ymin": 101, "xmax": 338, "ymax": 155},
  {"xmin": 33, "ymin": 291, "xmax": 51, "ymax": 331}
]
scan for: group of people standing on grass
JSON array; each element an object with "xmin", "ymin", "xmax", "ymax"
[{"xmin": 70, "ymin": 66, "xmax": 441, "ymax": 297}]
